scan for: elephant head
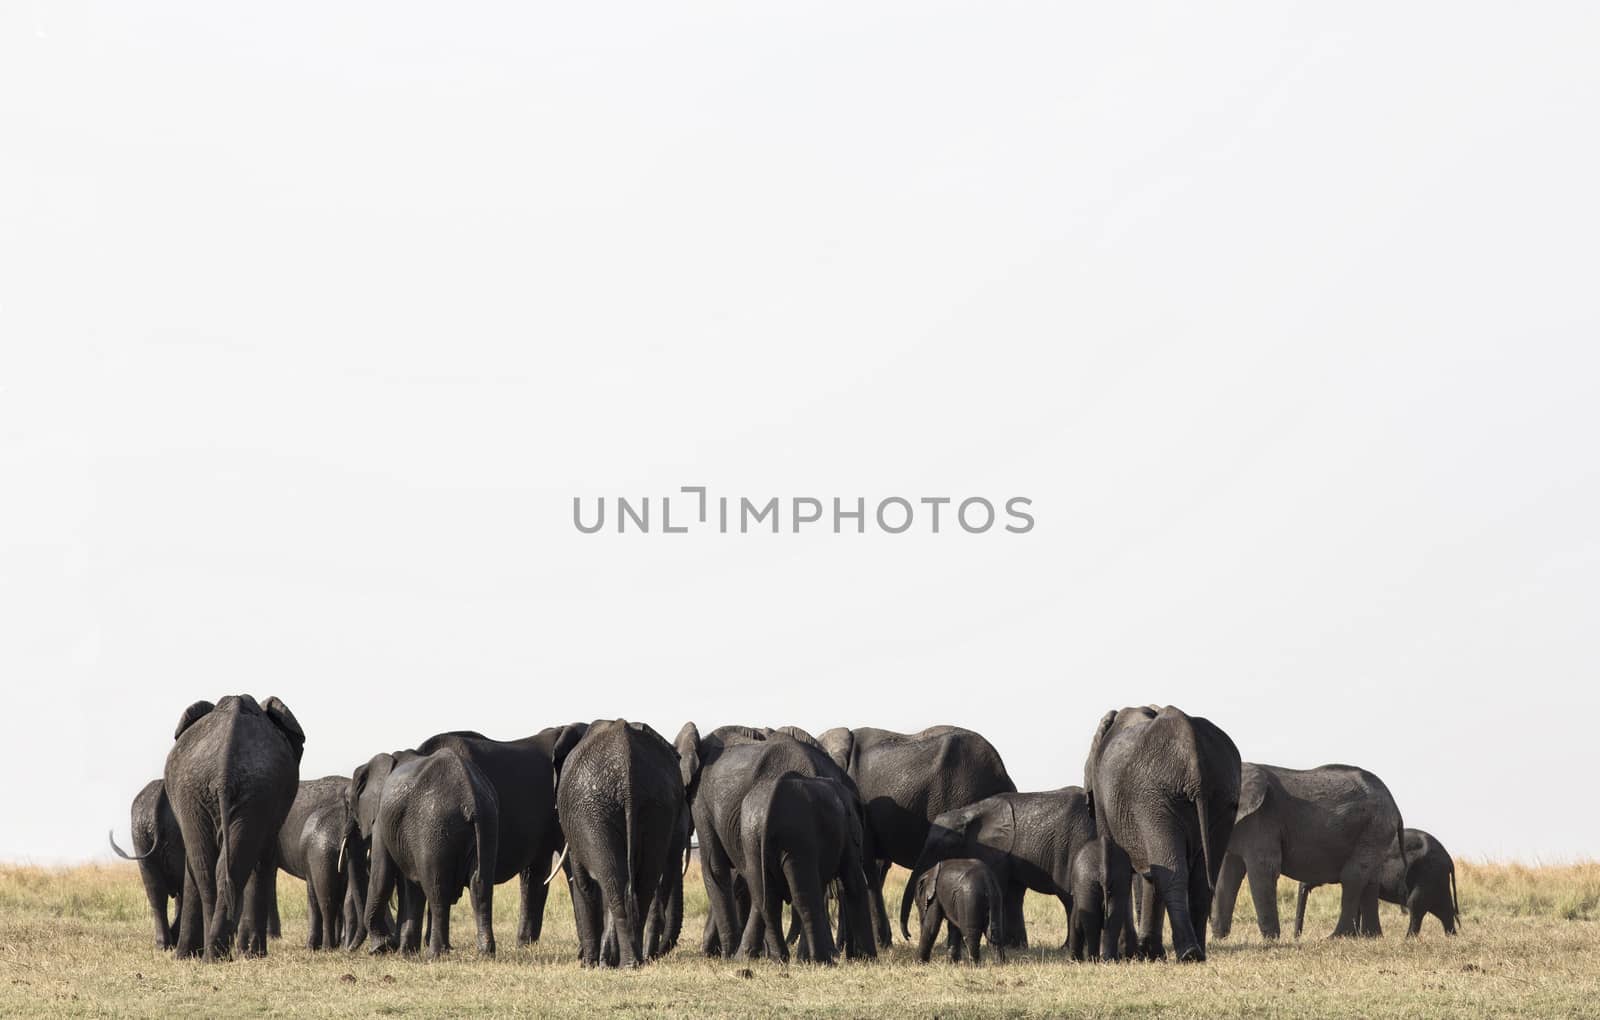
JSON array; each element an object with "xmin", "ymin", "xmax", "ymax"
[{"xmin": 674, "ymin": 721, "xmax": 702, "ymax": 793}]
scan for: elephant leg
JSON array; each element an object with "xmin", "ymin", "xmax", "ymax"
[
  {"xmin": 137, "ymin": 867, "xmax": 174, "ymax": 950},
  {"xmin": 1245, "ymin": 858, "xmax": 1281, "ymax": 940},
  {"xmin": 1211, "ymin": 853, "xmax": 1246, "ymax": 939},
  {"xmin": 1135, "ymin": 874, "xmax": 1166, "ymax": 960},
  {"xmin": 519, "ymin": 865, "xmax": 551, "ymax": 945},
  {"xmin": 1002, "ymin": 883, "xmax": 1028, "ymax": 948},
  {"xmin": 698, "ymin": 847, "xmax": 740, "ymax": 959},
  {"xmin": 399, "ymin": 880, "xmax": 425, "ymax": 954},
  {"xmin": 1187, "ymin": 855, "xmax": 1215, "ymax": 961},
  {"xmin": 1084, "ymin": 912, "xmax": 1103, "ymax": 962},
  {"xmin": 838, "ymin": 862, "xmax": 877, "ymax": 960},
  {"xmin": 1331, "ymin": 878, "xmax": 1364, "ymax": 937},
  {"xmin": 1057, "ymin": 890, "xmax": 1074, "ymax": 951},
  {"xmin": 362, "ymin": 842, "xmax": 399, "ymax": 953},
  {"xmin": 1358, "ymin": 882, "xmax": 1382, "ymax": 937},
  {"xmin": 786, "ymin": 859, "xmax": 835, "ymax": 964},
  {"xmin": 1406, "ymin": 888, "xmax": 1426, "ymax": 937},
  {"xmin": 916, "ymin": 901, "xmax": 944, "ymax": 963},
  {"xmin": 426, "ymin": 886, "xmax": 451, "ymax": 960},
  {"xmin": 1068, "ymin": 912, "xmax": 1084, "ymax": 961},
  {"xmin": 472, "ymin": 868, "xmax": 496, "ymax": 956},
  {"xmin": 569, "ymin": 867, "xmax": 604, "ymax": 967},
  {"xmin": 175, "ymin": 862, "xmax": 207, "ymax": 959},
  {"xmin": 948, "ymin": 922, "xmax": 963, "ymax": 962},
  {"xmin": 1294, "ymin": 883, "xmax": 1313, "ymax": 939},
  {"xmin": 867, "ymin": 858, "xmax": 893, "ymax": 947},
  {"xmin": 755, "ymin": 867, "xmax": 789, "ymax": 963},
  {"xmin": 306, "ymin": 875, "xmax": 322, "ymax": 950},
  {"xmin": 322, "ymin": 868, "xmax": 344, "ymax": 952},
  {"xmin": 1150, "ymin": 859, "xmax": 1203, "ymax": 962}
]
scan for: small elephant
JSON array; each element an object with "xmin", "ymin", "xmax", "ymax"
[
  {"xmin": 1296, "ymin": 828, "xmax": 1459, "ymax": 937},
  {"xmin": 364, "ymin": 749, "xmax": 499, "ymax": 959},
  {"xmin": 1069, "ymin": 836, "xmax": 1135, "ymax": 962},
  {"xmin": 911, "ymin": 859, "xmax": 1006, "ymax": 964},
  {"xmin": 276, "ymin": 776, "xmax": 355, "ymax": 950},
  {"xmin": 109, "ymin": 779, "xmax": 185, "ymax": 950}
]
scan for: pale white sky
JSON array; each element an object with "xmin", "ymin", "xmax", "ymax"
[{"xmin": 2, "ymin": 3, "xmax": 1597, "ymax": 862}]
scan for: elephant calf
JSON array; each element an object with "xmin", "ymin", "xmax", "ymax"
[
  {"xmin": 1069, "ymin": 837, "xmax": 1135, "ymax": 962},
  {"xmin": 1296, "ymin": 827, "xmax": 1460, "ymax": 937},
  {"xmin": 911, "ymin": 859, "xmax": 1006, "ymax": 964},
  {"xmin": 276, "ymin": 776, "xmax": 355, "ymax": 951},
  {"xmin": 364, "ymin": 750, "xmax": 499, "ymax": 959}
]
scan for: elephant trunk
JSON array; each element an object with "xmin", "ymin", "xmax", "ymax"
[
  {"xmin": 900, "ymin": 853, "xmax": 932, "ymax": 940},
  {"xmin": 987, "ymin": 869, "xmax": 1006, "ymax": 961},
  {"xmin": 108, "ymin": 829, "xmax": 159, "ymax": 861}
]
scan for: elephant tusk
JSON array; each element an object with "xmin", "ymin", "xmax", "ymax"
[
  {"xmin": 337, "ymin": 834, "xmax": 349, "ymax": 876},
  {"xmin": 543, "ymin": 844, "xmax": 570, "ymax": 886},
  {"xmin": 682, "ymin": 845, "xmax": 691, "ymax": 877}
]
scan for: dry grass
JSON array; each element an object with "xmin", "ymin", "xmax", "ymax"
[{"xmin": 2, "ymin": 861, "xmax": 1598, "ymax": 1017}]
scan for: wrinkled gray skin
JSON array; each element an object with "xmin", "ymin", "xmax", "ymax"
[
  {"xmin": 556, "ymin": 720, "xmax": 684, "ymax": 968},
  {"xmin": 677, "ymin": 724, "xmax": 872, "ymax": 960},
  {"xmin": 163, "ymin": 695, "xmax": 304, "ymax": 961},
  {"xmin": 364, "ymin": 750, "xmax": 499, "ymax": 959},
  {"xmin": 900, "ymin": 787, "xmax": 1093, "ymax": 950},
  {"xmin": 1211, "ymin": 762, "xmax": 1406, "ymax": 940},
  {"xmin": 1083, "ymin": 705, "xmax": 1241, "ymax": 963},
  {"xmin": 819, "ymin": 726, "xmax": 1016, "ymax": 947},
  {"xmin": 1296, "ymin": 828, "xmax": 1458, "ymax": 937},
  {"xmin": 346, "ymin": 723, "xmax": 589, "ymax": 954},
  {"xmin": 109, "ymin": 779, "xmax": 186, "ymax": 950},
  {"xmin": 271, "ymin": 777, "xmax": 355, "ymax": 950},
  {"xmin": 911, "ymin": 859, "xmax": 1006, "ymax": 965},
  {"xmin": 738, "ymin": 771, "xmax": 875, "ymax": 964},
  {"xmin": 346, "ymin": 751, "xmax": 413, "ymax": 950},
  {"xmin": 1069, "ymin": 836, "xmax": 1135, "ymax": 961},
  {"xmin": 642, "ymin": 801, "xmax": 692, "ymax": 958}
]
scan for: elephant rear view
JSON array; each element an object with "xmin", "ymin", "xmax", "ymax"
[
  {"xmin": 109, "ymin": 779, "xmax": 186, "ymax": 951},
  {"xmin": 1083, "ymin": 705, "xmax": 1240, "ymax": 963},
  {"xmin": 1295, "ymin": 827, "xmax": 1457, "ymax": 937},
  {"xmin": 274, "ymin": 776, "xmax": 356, "ymax": 951},
  {"xmin": 910, "ymin": 858, "xmax": 1006, "ymax": 964},
  {"xmin": 163, "ymin": 695, "xmax": 305, "ymax": 961},
  {"xmin": 556, "ymin": 719, "xmax": 685, "ymax": 968}
]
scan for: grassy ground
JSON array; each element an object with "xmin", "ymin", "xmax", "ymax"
[{"xmin": 3, "ymin": 861, "xmax": 1598, "ymax": 1018}]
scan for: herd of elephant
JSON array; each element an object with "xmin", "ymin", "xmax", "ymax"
[{"xmin": 109, "ymin": 696, "xmax": 1461, "ymax": 968}]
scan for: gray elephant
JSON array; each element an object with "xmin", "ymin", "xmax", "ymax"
[
  {"xmin": 1211, "ymin": 762, "xmax": 1406, "ymax": 940},
  {"xmin": 1069, "ymin": 836, "xmax": 1135, "ymax": 961},
  {"xmin": 273, "ymin": 776, "xmax": 354, "ymax": 950},
  {"xmin": 643, "ymin": 800, "xmax": 693, "ymax": 958},
  {"xmin": 1296, "ymin": 827, "xmax": 1458, "ymax": 937},
  {"xmin": 1083, "ymin": 705, "xmax": 1241, "ymax": 963},
  {"xmin": 910, "ymin": 858, "xmax": 1006, "ymax": 964},
  {"xmin": 163, "ymin": 695, "xmax": 304, "ymax": 961},
  {"xmin": 677, "ymin": 725, "xmax": 873, "ymax": 960},
  {"xmin": 819, "ymin": 726, "xmax": 1015, "ymax": 946},
  {"xmin": 900, "ymin": 787, "xmax": 1094, "ymax": 951},
  {"xmin": 363, "ymin": 749, "xmax": 499, "ymax": 958},
  {"xmin": 555, "ymin": 719, "xmax": 684, "ymax": 968},
  {"xmin": 739, "ymin": 770, "xmax": 874, "ymax": 964},
  {"xmin": 109, "ymin": 779, "xmax": 185, "ymax": 950}
]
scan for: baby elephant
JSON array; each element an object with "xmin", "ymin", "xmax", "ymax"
[
  {"xmin": 1070, "ymin": 836, "xmax": 1134, "ymax": 961},
  {"xmin": 911, "ymin": 859, "xmax": 1006, "ymax": 964}
]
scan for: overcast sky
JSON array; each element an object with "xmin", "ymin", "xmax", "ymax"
[{"xmin": 3, "ymin": 3, "xmax": 1597, "ymax": 862}]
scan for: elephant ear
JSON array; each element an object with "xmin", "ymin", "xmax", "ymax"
[
  {"xmin": 1082, "ymin": 710, "xmax": 1118, "ymax": 795},
  {"xmin": 974, "ymin": 798, "xmax": 1017, "ymax": 855},
  {"xmin": 261, "ymin": 697, "xmax": 306, "ymax": 760},
  {"xmin": 173, "ymin": 700, "xmax": 215, "ymax": 740},
  {"xmin": 920, "ymin": 862, "xmax": 942, "ymax": 909},
  {"xmin": 550, "ymin": 722, "xmax": 588, "ymax": 790},
  {"xmin": 1235, "ymin": 763, "xmax": 1268, "ymax": 822},
  {"xmin": 674, "ymin": 721, "xmax": 702, "ymax": 791}
]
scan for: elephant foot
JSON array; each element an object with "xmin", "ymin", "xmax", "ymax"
[
  {"xmin": 1177, "ymin": 945, "xmax": 1205, "ymax": 963},
  {"xmin": 1137, "ymin": 937, "xmax": 1165, "ymax": 961},
  {"xmin": 479, "ymin": 937, "xmax": 496, "ymax": 956},
  {"xmin": 365, "ymin": 937, "xmax": 395, "ymax": 956}
]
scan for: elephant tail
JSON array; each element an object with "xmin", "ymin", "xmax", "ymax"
[
  {"xmin": 1393, "ymin": 817, "xmax": 1411, "ymax": 901},
  {"xmin": 1449, "ymin": 861, "xmax": 1462, "ymax": 929},
  {"xmin": 217, "ymin": 798, "xmax": 239, "ymax": 920},
  {"xmin": 471, "ymin": 788, "xmax": 498, "ymax": 897},
  {"xmin": 1195, "ymin": 790, "xmax": 1219, "ymax": 891},
  {"xmin": 986, "ymin": 868, "xmax": 1005, "ymax": 958},
  {"xmin": 108, "ymin": 829, "xmax": 159, "ymax": 861}
]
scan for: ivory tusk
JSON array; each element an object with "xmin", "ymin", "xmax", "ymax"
[{"xmin": 543, "ymin": 843, "xmax": 570, "ymax": 885}]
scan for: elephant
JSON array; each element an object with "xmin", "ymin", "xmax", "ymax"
[
  {"xmin": 738, "ymin": 770, "xmax": 875, "ymax": 964},
  {"xmin": 910, "ymin": 859, "xmax": 1006, "ymax": 964},
  {"xmin": 1210, "ymin": 762, "xmax": 1406, "ymax": 940},
  {"xmin": 271, "ymin": 776, "xmax": 355, "ymax": 950},
  {"xmin": 643, "ymin": 800, "xmax": 693, "ymax": 959},
  {"xmin": 900, "ymin": 787, "xmax": 1094, "ymax": 952},
  {"xmin": 555, "ymin": 719, "xmax": 685, "ymax": 968},
  {"xmin": 819, "ymin": 725, "xmax": 1015, "ymax": 946},
  {"xmin": 1295, "ymin": 827, "xmax": 1458, "ymax": 937},
  {"xmin": 363, "ymin": 749, "xmax": 499, "ymax": 958},
  {"xmin": 163, "ymin": 695, "xmax": 304, "ymax": 961},
  {"xmin": 109, "ymin": 779, "xmax": 186, "ymax": 950},
  {"xmin": 1083, "ymin": 705, "xmax": 1241, "ymax": 963},
  {"xmin": 676, "ymin": 724, "xmax": 873, "ymax": 960},
  {"xmin": 1069, "ymin": 836, "xmax": 1135, "ymax": 962}
]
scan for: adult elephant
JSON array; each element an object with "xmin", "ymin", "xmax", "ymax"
[
  {"xmin": 1083, "ymin": 705, "xmax": 1240, "ymax": 963},
  {"xmin": 1211, "ymin": 762, "xmax": 1406, "ymax": 940},
  {"xmin": 163, "ymin": 695, "xmax": 305, "ymax": 961},
  {"xmin": 819, "ymin": 725, "xmax": 1015, "ymax": 946},
  {"xmin": 677, "ymin": 725, "xmax": 873, "ymax": 959},
  {"xmin": 273, "ymin": 776, "xmax": 355, "ymax": 950},
  {"xmin": 555, "ymin": 719, "xmax": 684, "ymax": 967},
  {"xmin": 1294, "ymin": 827, "xmax": 1456, "ymax": 937},
  {"xmin": 109, "ymin": 779, "xmax": 186, "ymax": 950},
  {"xmin": 900, "ymin": 787, "xmax": 1111, "ymax": 952}
]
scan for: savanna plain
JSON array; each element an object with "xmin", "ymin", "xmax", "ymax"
[{"xmin": 2, "ymin": 861, "xmax": 1598, "ymax": 1018}]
